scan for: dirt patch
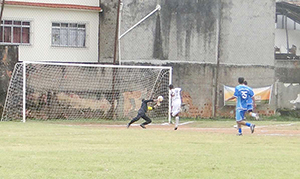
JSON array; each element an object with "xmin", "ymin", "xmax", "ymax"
[{"xmin": 70, "ymin": 122, "xmax": 300, "ymax": 136}]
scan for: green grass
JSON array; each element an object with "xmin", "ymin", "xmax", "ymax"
[{"xmin": 0, "ymin": 120, "xmax": 300, "ymax": 179}]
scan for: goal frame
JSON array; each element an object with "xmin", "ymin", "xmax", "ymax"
[{"xmin": 2, "ymin": 61, "xmax": 173, "ymax": 123}]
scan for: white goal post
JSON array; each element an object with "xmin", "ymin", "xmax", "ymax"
[{"xmin": 1, "ymin": 61, "xmax": 172, "ymax": 122}]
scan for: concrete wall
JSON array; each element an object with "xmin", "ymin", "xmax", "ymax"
[
  {"xmin": 275, "ymin": 60, "xmax": 300, "ymax": 83},
  {"xmin": 118, "ymin": 0, "xmax": 218, "ymax": 63},
  {"xmin": 113, "ymin": 0, "xmax": 276, "ymax": 118},
  {"xmin": 113, "ymin": 0, "xmax": 275, "ymax": 66},
  {"xmin": 220, "ymin": 0, "xmax": 275, "ymax": 66},
  {"xmin": 99, "ymin": 0, "xmax": 119, "ymax": 63},
  {"xmin": 276, "ymin": 82, "xmax": 300, "ymax": 110},
  {"xmin": 2, "ymin": 6, "xmax": 99, "ymax": 62},
  {"xmin": 168, "ymin": 62, "xmax": 215, "ymax": 118},
  {"xmin": 275, "ymin": 59, "xmax": 300, "ymax": 111}
]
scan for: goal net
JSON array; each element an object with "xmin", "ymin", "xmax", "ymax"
[{"xmin": 1, "ymin": 62, "xmax": 172, "ymax": 122}]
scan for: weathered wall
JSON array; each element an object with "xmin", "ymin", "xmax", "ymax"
[
  {"xmin": 159, "ymin": 0, "xmax": 217, "ymax": 62},
  {"xmin": 168, "ymin": 62, "xmax": 215, "ymax": 118},
  {"xmin": 101, "ymin": 0, "xmax": 277, "ymax": 118},
  {"xmin": 121, "ymin": 61, "xmax": 215, "ymax": 118},
  {"xmin": 122, "ymin": 61, "xmax": 276, "ymax": 118},
  {"xmin": 220, "ymin": 0, "xmax": 275, "ymax": 65},
  {"xmin": 276, "ymin": 82, "xmax": 300, "ymax": 110},
  {"xmin": 117, "ymin": 0, "xmax": 275, "ymax": 65},
  {"xmin": 119, "ymin": 0, "xmax": 218, "ymax": 63},
  {"xmin": 0, "ymin": 46, "xmax": 19, "ymax": 117},
  {"xmin": 99, "ymin": 0, "xmax": 120, "ymax": 63},
  {"xmin": 275, "ymin": 60, "xmax": 300, "ymax": 83},
  {"xmin": 274, "ymin": 59, "xmax": 300, "ymax": 111}
]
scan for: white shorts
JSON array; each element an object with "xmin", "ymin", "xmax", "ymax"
[{"xmin": 171, "ymin": 101, "xmax": 181, "ymax": 117}]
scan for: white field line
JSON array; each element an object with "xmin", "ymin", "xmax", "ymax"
[
  {"xmin": 126, "ymin": 121, "xmax": 194, "ymax": 127},
  {"xmin": 257, "ymin": 133, "xmax": 300, "ymax": 136},
  {"xmin": 233, "ymin": 123, "xmax": 296, "ymax": 129},
  {"xmin": 68, "ymin": 121, "xmax": 195, "ymax": 127},
  {"xmin": 256, "ymin": 123, "xmax": 296, "ymax": 128}
]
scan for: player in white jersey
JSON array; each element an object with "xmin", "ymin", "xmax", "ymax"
[{"xmin": 169, "ymin": 84, "xmax": 182, "ymax": 130}]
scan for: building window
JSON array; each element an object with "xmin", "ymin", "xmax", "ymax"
[
  {"xmin": 0, "ymin": 20, "xmax": 30, "ymax": 45},
  {"xmin": 52, "ymin": 22, "xmax": 86, "ymax": 47}
]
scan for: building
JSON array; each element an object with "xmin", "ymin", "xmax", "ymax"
[
  {"xmin": 0, "ymin": 0, "xmax": 102, "ymax": 62},
  {"xmin": 276, "ymin": 1, "xmax": 300, "ymax": 56},
  {"xmin": 275, "ymin": 1, "xmax": 300, "ymax": 111}
]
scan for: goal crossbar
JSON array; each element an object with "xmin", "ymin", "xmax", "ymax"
[{"xmin": 23, "ymin": 61, "xmax": 172, "ymax": 70}]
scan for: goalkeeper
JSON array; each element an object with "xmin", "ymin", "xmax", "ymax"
[{"xmin": 127, "ymin": 98, "xmax": 160, "ymax": 129}]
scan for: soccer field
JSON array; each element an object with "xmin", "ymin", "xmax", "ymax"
[{"xmin": 0, "ymin": 120, "xmax": 300, "ymax": 179}]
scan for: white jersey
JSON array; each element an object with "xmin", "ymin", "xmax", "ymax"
[
  {"xmin": 170, "ymin": 88, "xmax": 182, "ymax": 116},
  {"xmin": 171, "ymin": 88, "xmax": 182, "ymax": 103}
]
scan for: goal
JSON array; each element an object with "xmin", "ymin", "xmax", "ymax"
[{"xmin": 1, "ymin": 61, "xmax": 172, "ymax": 122}]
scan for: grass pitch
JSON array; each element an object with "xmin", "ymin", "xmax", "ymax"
[{"xmin": 0, "ymin": 120, "xmax": 300, "ymax": 179}]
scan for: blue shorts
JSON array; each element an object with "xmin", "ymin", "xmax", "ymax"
[
  {"xmin": 247, "ymin": 104, "xmax": 253, "ymax": 111},
  {"xmin": 236, "ymin": 109, "xmax": 246, "ymax": 121}
]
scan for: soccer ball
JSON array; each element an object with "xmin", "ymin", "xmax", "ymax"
[{"xmin": 157, "ymin": 96, "xmax": 163, "ymax": 102}]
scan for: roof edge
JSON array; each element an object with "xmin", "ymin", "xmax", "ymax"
[{"xmin": 3, "ymin": 1, "xmax": 102, "ymax": 12}]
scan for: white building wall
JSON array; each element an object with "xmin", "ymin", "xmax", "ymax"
[
  {"xmin": 3, "ymin": 6, "xmax": 99, "ymax": 62},
  {"xmin": 7, "ymin": 0, "xmax": 99, "ymax": 6}
]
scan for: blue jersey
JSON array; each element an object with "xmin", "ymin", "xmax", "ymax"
[
  {"xmin": 234, "ymin": 85, "xmax": 254, "ymax": 110},
  {"xmin": 246, "ymin": 86, "xmax": 254, "ymax": 106}
]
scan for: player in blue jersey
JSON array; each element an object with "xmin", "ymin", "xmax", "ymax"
[
  {"xmin": 226, "ymin": 77, "xmax": 255, "ymax": 136},
  {"xmin": 243, "ymin": 81, "xmax": 259, "ymax": 120}
]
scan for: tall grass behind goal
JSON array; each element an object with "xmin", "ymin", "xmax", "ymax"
[{"xmin": 1, "ymin": 62, "xmax": 172, "ymax": 122}]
